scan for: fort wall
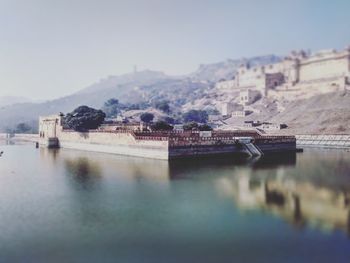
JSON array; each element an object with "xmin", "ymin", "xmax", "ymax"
[
  {"xmin": 56, "ymin": 130, "xmax": 169, "ymax": 160},
  {"xmin": 299, "ymin": 50, "xmax": 349, "ymax": 83},
  {"xmin": 224, "ymin": 47, "xmax": 350, "ymax": 98},
  {"xmin": 39, "ymin": 115, "xmax": 297, "ymax": 159}
]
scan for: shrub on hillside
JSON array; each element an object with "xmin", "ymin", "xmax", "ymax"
[{"xmin": 183, "ymin": 110, "xmax": 208, "ymax": 123}]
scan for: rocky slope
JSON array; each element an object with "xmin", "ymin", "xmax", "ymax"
[{"xmin": 270, "ymin": 91, "xmax": 350, "ymax": 134}]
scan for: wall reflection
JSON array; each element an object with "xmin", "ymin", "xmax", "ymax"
[
  {"xmin": 168, "ymin": 152, "xmax": 297, "ymax": 180},
  {"xmin": 217, "ymin": 171, "xmax": 350, "ymax": 236},
  {"xmin": 39, "ymin": 146, "xmax": 350, "ymax": 237},
  {"xmin": 64, "ymin": 157, "xmax": 102, "ymax": 189},
  {"xmin": 41, "ymin": 147, "xmax": 171, "ymax": 183}
]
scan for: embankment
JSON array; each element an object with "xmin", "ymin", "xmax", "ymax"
[{"xmin": 296, "ymin": 135, "xmax": 350, "ymax": 149}]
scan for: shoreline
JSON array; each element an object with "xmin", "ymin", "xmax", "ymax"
[{"xmin": 2, "ymin": 133, "xmax": 350, "ymax": 150}]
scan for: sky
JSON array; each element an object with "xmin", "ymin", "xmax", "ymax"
[{"xmin": 0, "ymin": 0, "xmax": 350, "ymax": 100}]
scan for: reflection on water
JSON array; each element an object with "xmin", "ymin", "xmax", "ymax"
[
  {"xmin": 216, "ymin": 170, "xmax": 350, "ymax": 235},
  {"xmin": 1, "ymin": 145, "xmax": 350, "ymax": 262},
  {"xmin": 53, "ymin": 148, "xmax": 350, "ymax": 236},
  {"xmin": 65, "ymin": 157, "xmax": 102, "ymax": 188}
]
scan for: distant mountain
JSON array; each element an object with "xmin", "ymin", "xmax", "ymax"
[
  {"xmin": 0, "ymin": 70, "xmax": 209, "ymax": 131},
  {"xmin": 190, "ymin": 55, "xmax": 282, "ymax": 82},
  {"xmin": 0, "ymin": 96, "xmax": 32, "ymax": 108},
  {"xmin": 77, "ymin": 70, "xmax": 173, "ymax": 95}
]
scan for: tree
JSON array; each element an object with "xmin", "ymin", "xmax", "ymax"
[
  {"xmin": 205, "ymin": 108, "xmax": 220, "ymax": 115},
  {"xmin": 151, "ymin": 121, "xmax": 173, "ymax": 131},
  {"xmin": 163, "ymin": 116, "xmax": 175, "ymax": 124},
  {"xmin": 124, "ymin": 102, "xmax": 150, "ymax": 111},
  {"xmin": 183, "ymin": 110, "xmax": 208, "ymax": 123},
  {"xmin": 183, "ymin": 122, "xmax": 199, "ymax": 131},
  {"xmin": 198, "ymin": 124, "xmax": 213, "ymax": 131},
  {"xmin": 15, "ymin": 123, "xmax": 32, "ymax": 134},
  {"xmin": 64, "ymin": 106, "xmax": 106, "ymax": 131},
  {"xmin": 183, "ymin": 122, "xmax": 213, "ymax": 131},
  {"xmin": 140, "ymin": 112, "xmax": 154, "ymax": 123},
  {"xmin": 155, "ymin": 101, "xmax": 170, "ymax": 113},
  {"xmin": 102, "ymin": 98, "xmax": 120, "ymax": 118}
]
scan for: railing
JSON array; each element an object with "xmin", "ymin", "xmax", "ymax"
[
  {"xmin": 296, "ymin": 134, "xmax": 350, "ymax": 148},
  {"xmin": 61, "ymin": 128, "xmax": 295, "ymax": 144}
]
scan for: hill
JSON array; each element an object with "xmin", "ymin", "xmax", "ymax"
[
  {"xmin": 0, "ymin": 71, "xmax": 209, "ymax": 131},
  {"xmin": 190, "ymin": 55, "xmax": 281, "ymax": 82},
  {"xmin": 0, "ymin": 96, "xmax": 33, "ymax": 108},
  {"xmin": 270, "ymin": 91, "xmax": 350, "ymax": 134}
]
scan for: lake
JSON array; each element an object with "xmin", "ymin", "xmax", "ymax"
[{"xmin": 0, "ymin": 143, "xmax": 350, "ymax": 262}]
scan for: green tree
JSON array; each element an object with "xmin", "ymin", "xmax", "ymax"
[
  {"xmin": 15, "ymin": 123, "xmax": 32, "ymax": 134},
  {"xmin": 183, "ymin": 122, "xmax": 199, "ymax": 131},
  {"xmin": 151, "ymin": 121, "xmax": 173, "ymax": 131},
  {"xmin": 64, "ymin": 106, "xmax": 106, "ymax": 131},
  {"xmin": 183, "ymin": 110, "xmax": 208, "ymax": 123},
  {"xmin": 140, "ymin": 112, "xmax": 154, "ymax": 123},
  {"xmin": 198, "ymin": 124, "xmax": 213, "ymax": 131},
  {"xmin": 163, "ymin": 116, "xmax": 175, "ymax": 124},
  {"xmin": 102, "ymin": 98, "xmax": 120, "ymax": 118},
  {"xmin": 155, "ymin": 101, "xmax": 170, "ymax": 113}
]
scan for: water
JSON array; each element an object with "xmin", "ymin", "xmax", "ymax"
[{"xmin": 0, "ymin": 144, "xmax": 350, "ymax": 263}]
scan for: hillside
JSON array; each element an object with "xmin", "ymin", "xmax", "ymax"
[
  {"xmin": 0, "ymin": 71, "xmax": 210, "ymax": 131},
  {"xmin": 0, "ymin": 96, "xmax": 33, "ymax": 108},
  {"xmin": 190, "ymin": 55, "xmax": 281, "ymax": 82},
  {"xmin": 270, "ymin": 91, "xmax": 350, "ymax": 134}
]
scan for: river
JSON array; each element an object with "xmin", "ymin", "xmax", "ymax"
[{"xmin": 0, "ymin": 143, "xmax": 350, "ymax": 262}]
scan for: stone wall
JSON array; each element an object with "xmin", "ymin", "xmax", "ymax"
[
  {"xmin": 299, "ymin": 50, "xmax": 349, "ymax": 83},
  {"xmin": 230, "ymin": 47, "xmax": 350, "ymax": 97},
  {"xmin": 240, "ymin": 89, "xmax": 261, "ymax": 105},
  {"xmin": 236, "ymin": 66, "xmax": 266, "ymax": 92},
  {"xmin": 39, "ymin": 115, "xmax": 61, "ymax": 138},
  {"xmin": 215, "ymin": 79, "xmax": 237, "ymax": 90},
  {"xmin": 58, "ymin": 130, "xmax": 169, "ymax": 159}
]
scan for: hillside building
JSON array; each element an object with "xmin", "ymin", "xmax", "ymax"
[
  {"xmin": 221, "ymin": 102, "xmax": 243, "ymax": 116},
  {"xmin": 217, "ymin": 46, "xmax": 350, "ymax": 98},
  {"xmin": 239, "ymin": 89, "xmax": 261, "ymax": 105},
  {"xmin": 215, "ymin": 79, "xmax": 236, "ymax": 90}
]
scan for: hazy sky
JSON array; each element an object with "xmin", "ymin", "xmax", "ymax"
[{"xmin": 1, "ymin": 0, "xmax": 350, "ymax": 100}]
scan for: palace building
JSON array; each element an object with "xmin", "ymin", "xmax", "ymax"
[{"xmin": 216, "ymin": 46, "xmax": 350, "ymax": 97}]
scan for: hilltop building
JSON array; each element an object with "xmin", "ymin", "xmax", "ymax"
[{"xmin": 216, "ymin": 46, "xmax": 350, "ymax": 97}]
